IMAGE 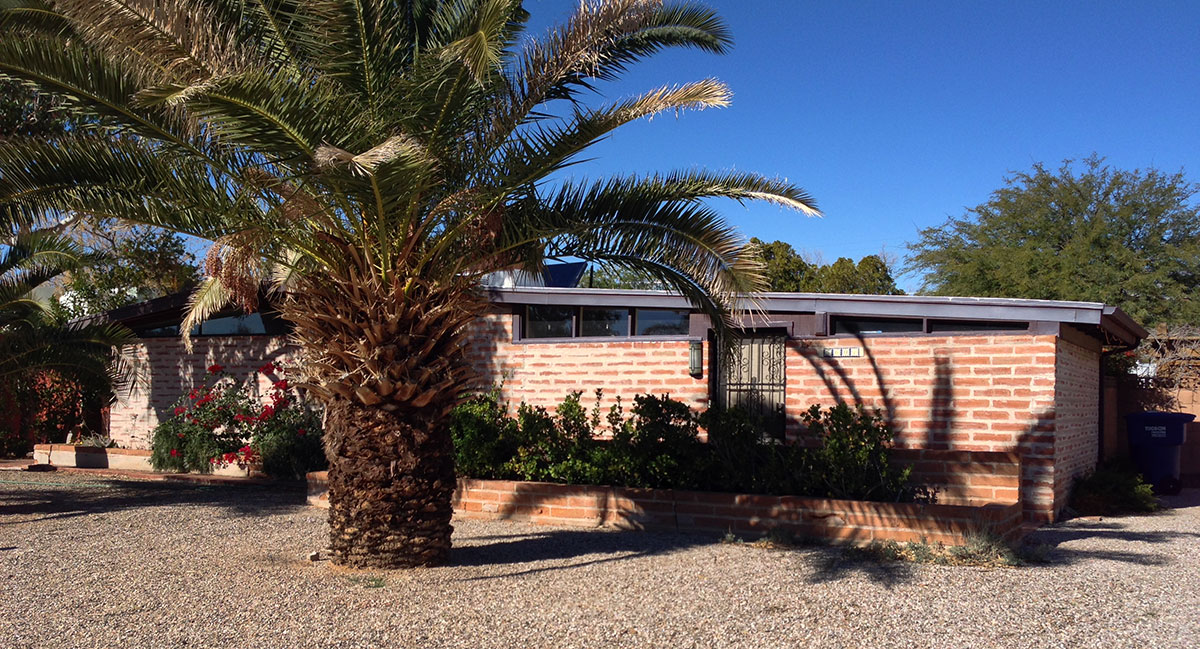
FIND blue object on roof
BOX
[541,262,587,288]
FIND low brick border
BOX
[306,472,1025,546]
[32,444,257,478]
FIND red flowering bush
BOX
[0,371,106,457]
[150,362,324,478]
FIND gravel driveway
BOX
[2,470,1197,649]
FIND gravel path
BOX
[2,471,1197,649]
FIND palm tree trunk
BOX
[284,276,480,568]
[324,400,456,568]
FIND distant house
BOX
[99,275,1144,524]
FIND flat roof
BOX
[487,287,1147,345]
[93,285,1147,346]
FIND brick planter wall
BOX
[33,444,153,471]
[306,471,1025,546]
[32,444,257,477]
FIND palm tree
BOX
[0,230,134,436]
[0,0,819,567]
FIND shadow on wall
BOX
[791,334,1061,522]
[789,334,955,446]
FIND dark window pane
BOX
[635,309,690,336]
[581,307,629,337]
[831,316,923,335]
[928,319,1028,333]
[200,313,268,335]
[135,324,180,338]
[526,305,574,338]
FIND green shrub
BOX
[150,372,255,473]
[150,364,326,479]
[1070,459,1160,516]
[253,404,325,480]
[607,394,707,489]
[701,407,812,495]
[449,390,926,502]
[802,403,916,502]
[449,389,519,480]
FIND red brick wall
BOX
[465,314,1095,522]
[450,478,1025,545]
[464,313,709,417]
[120,312,1103,525]
[1052,338,1102,513]
[785,335,1059,448]
[109,336,298,449]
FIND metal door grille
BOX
[714,330,787,437]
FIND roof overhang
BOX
[97,285,1149,347]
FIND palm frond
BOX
[179,275,233,350]
[496,78,730,188]
[0,135,259,237]
[0,34,200,147]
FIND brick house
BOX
[102,285,1144,524]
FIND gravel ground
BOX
[2,471,1198,649]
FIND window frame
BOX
[826,313,1033,338]
[516,305,695,343]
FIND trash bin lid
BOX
[1126,411,1196,424]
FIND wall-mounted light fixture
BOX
[688,340,703,378]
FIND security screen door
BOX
[713,329,787,438]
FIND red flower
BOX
[169,449,179,457]
[207,364,224,374]
[174,406,186,416]
[273,379,288,390]
[209,457,217,464]
[177,433,185,439]
[259,404,275,420]
[234,414,248,423]
[297,428,306,436]
[239,445,252,454]
[189,389,200,400]
[259,362,277,374]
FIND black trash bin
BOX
[1125,411,1194,495]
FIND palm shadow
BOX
[1019,501,1200,567]
[803,547,917,589]
[449,527,712,580]
[0,477,306,525]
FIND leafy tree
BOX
[0,0,817,567]
[56,221,199,318]
[750,238,902,294]
[906,156,1200,326]
[0,80,66,139]
[584,265,667,290]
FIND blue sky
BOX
[523,1,1200,290]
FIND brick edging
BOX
[33,444,153,457]
[306,472,1026,546]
